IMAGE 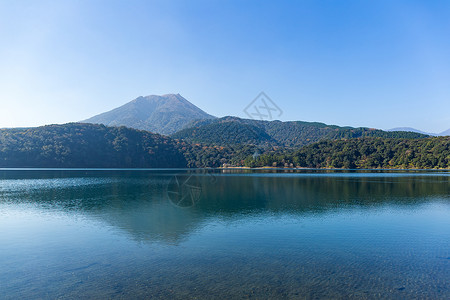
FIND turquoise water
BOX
[0,169,449,299]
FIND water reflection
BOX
[1,169,449,299]
[1,169,449,244]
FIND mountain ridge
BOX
[82,93,448,139]
[172,116,430,148]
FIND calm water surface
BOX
[0,169,449,299]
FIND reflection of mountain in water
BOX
[1,170,449,244]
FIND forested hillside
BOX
[181,143,262,168]
[173,120,277,146]
[0,123,187,168]
[245,137,450,169]
[0,123,448,169]
[172,117,428,147]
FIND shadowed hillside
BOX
[0,123,187,168]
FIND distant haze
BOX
[388,127,450,136]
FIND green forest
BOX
[0,123,449,169]
[172,116,428,147]
[245,137,450,169]
[0,123,187,168]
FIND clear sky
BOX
[1,0,449,133]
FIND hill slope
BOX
[172,117,429,148]
[247,137,450,169]
[0,123,187,168]
[82,94,215,135]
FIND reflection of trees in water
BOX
[199,174,450,213]
[0,170,449,244]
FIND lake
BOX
[0,169,449,299]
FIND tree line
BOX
[0,123,448,169]
[243,137,450,169]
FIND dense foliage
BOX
[245,137,450,169]
[0,123,448,169]
[180,142,263,168]
[0,123,187,168]
[172,116,428,148]
[172,120,276,146]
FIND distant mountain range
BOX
[388,127,450,136]
[441,128,450,136]
[82,94,448,141]
[82,94,215,135]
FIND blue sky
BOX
[1,0,449,133]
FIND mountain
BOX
[172,117,277,146]
[0,123,187,168]
[82,94,215,135]
[388,127,450,136]
[439,128,450,136]
[388,127,437,136]
[172,117,430,148]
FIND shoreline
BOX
[0,167,449,171]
